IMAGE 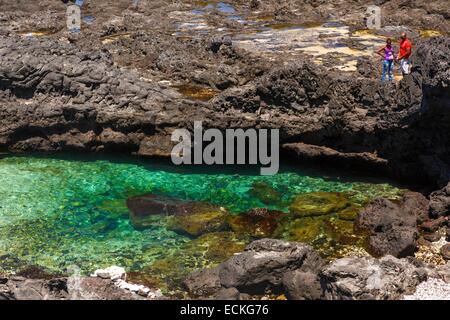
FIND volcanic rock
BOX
[321,255,429,300]
[227,208,286,238]
[289,192,349,218]
[282,270,324,300]
[126,194,228,234]
[355,192,429,258]
[218,239,323,292]
[429,182,450,218]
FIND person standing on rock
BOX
[397,32,412,75]
[377,38,395,81]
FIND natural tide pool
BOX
[0,154,405,290]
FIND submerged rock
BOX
[337,204,362,221]
[126,194,190,228]
[127,193,228,234]
[249,181,282,205]
[321,255,429,300]
[289,192,349,217]
[147,232,248,289]
[183,232,248,263]
[277,217,323,243]
[166,205,228,236]
[323,218,363,247]
[228,208,286,238]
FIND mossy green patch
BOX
[337,204,362,221]
[228,208,286,238]
[249,181,282,205]
[166,205,229,236]
[289,192,349,217]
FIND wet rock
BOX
[337,205,361,221]
[321,255,429,300]
[149,232,247,288]
[126,194,190,228]
[249,181,282,205]
[275,217,323,243]
[289,192,349,218]
[183,232,247,263]
[15,265,62,280]
[228,208,286,238]
[127,194,228,234]
[282,270,324,300]
[218,239,323,293]
[356,192,428,258]
[429,182,450,218]
[323,218,363,246]
[166,204,228,236]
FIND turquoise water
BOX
[0,154,403,282]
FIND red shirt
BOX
[400,38,411,59]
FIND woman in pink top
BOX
[377,38,395,81]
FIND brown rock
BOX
[441,244,450,260]
[423,232,442,242]
[228,208,286,238]
[355,193,425,258]
[421,216,447,233]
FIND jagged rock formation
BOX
[182,239,448,300]
[355,192,429,258]
[320,255,429,300]
[0,274,146,300]
[0,34,448,187]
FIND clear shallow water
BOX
[0,154,403,288]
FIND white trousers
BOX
[401,59,411,75]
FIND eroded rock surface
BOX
[182,239,444,300]
[355,192,429,258]
[0,275,144,300]
[321,255,430,300]
[0,33,448,187]
[430,182,450,218]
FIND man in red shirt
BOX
[397,32,412,75]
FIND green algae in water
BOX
[0,155,403,282]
